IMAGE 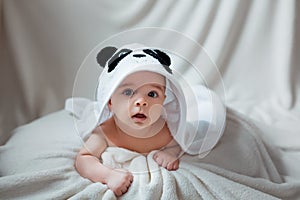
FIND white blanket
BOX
[1,1,300,189]
[0,108,299,199]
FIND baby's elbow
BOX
[74,153,82,172]
[74,152,96,177]
[74,152,88,175]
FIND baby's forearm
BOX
[75,154,111,184]
[75,153,134,196]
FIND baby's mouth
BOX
[131,113,147,122]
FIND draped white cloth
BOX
[1,0,299,190]
[0,109,299,199]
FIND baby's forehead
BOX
[119,71,166,87]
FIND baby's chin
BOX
[127,117,166,137]
[130,118,153,129]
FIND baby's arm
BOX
[75,129,133,196]
[153,139,183,171]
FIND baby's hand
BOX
[153,151,179,171]
[106,169,133,196]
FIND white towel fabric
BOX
[0,108,299,199]
[65,43,226,156]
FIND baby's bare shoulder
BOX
[79,125,108,156]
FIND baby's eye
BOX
[148,91,158,98]
[122,89,134,96]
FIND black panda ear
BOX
[143,49,172,74]
[96,46,117,68]
[154,49,171,67]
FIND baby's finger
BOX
[166,162,173,170]
[162,160,169,168]
[121,187,128,194]
[129,175,134,182]
[153,153,158,159]
[115,189,122,197]
[172,161,179,170]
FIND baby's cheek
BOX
[149,104,166,122]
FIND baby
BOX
[75,45,183,196]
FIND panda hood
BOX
[96,43,186,145]
[66,43,226,156]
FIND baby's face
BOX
[109,71,166,128]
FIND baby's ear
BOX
[96,46,117,68]
[107,99,113,111]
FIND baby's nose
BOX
[134,97,148,107]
